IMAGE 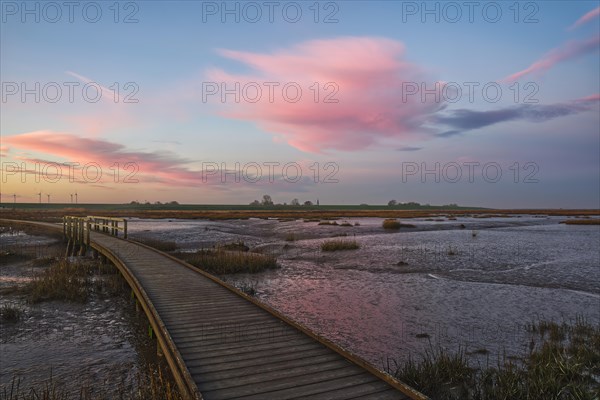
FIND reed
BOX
[174,249,278,274]
[382,219,415,229]
[320,239,360,251]
[388,317,600,399]
[25,260,90,303]
[0,305,22,322]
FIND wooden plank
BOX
[176,335,312,357]
[234,374,386,400]
[183,342,323,367]
[294,380,398,400]
[170,323,299,343]
[155,301,256,313]
[193,353,341,383]
[347,388,408,400]
[200,366,365,400]
[187,347,331,375]
[166,315,277,332]
[161,311,269,325]
[198,359,353,392]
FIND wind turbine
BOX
[13,194,16,205]
[70,194,73,203]
[37,192,42,203]
[46,193,51,203]
[75,192,78,204]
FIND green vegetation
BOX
[217,241,250,252]
[25,260,90,303]
[321,239,360,251]
[238,282,258,296]
[389,317,600,400]
[1,366,182,400]
[0,249,31,265]
[562,219,600,225]
[381,218,415,230]
[174,250,278,274]
[382,219,416,229]
[0,305,22,322]
[383,219,402,229]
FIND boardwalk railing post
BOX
[123,219,128,239]
[86,220,91,246]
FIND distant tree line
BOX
[129,200,179,205]
[388,200,459,208]
[249,195,316,207]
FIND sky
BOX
[1,0,599,208]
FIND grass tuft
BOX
[382,219,416,230]
[0,305,22,322]
[321,239,360,251]
[25,260,90,303]
[561,219,600,225]
[285,233,298,242]
[389,317,600,400]
[174,249,277,274]
[217,241,250,252]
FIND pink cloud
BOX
[3,132,324,191]
[569,6,600,30]
[574,93,600,103]
[206,37,443,153]
[3,131,204,186]
[504,35,600,82]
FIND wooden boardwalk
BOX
[6,218,425,400]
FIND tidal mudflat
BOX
[129,215,600,367]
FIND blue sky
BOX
[1,1,599,207]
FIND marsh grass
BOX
[382,219,416,230]
[174,250,278,274]
[25,260,90,303]
[389,317,600,400]
[0,249,32,265]
[217,241,250,252]
[285,233,297,242]
[321,239,360,251]
[318,221,339,226]
[0,305,22,322]
[1,366,182,400]
[562,219,600,225]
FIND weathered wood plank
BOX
[201,367,366,400]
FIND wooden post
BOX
[86,220,91,246]
[123,219,128,239]
[79,219,86,256]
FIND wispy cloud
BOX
[66,71,121,103]
[433,95,599,134]
[207,36,443,153]
[396,146,423,151]
[504,35,600,82]
[568,6,600,30]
